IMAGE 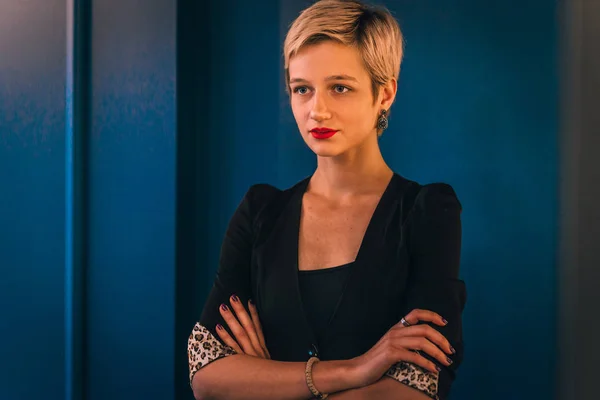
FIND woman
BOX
[188,0,466,399]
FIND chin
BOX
[306,142,346,157]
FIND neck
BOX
[310,137,393,198]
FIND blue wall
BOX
[86,0,176,399]
[1,0,557,399]
[0,1,67,399]
[199,1,559,399]
[0,0,176,399]
[385,2,558,398]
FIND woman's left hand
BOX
[217,295,271,359]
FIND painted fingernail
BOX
[231,294,239,302]
[436,366,442,372]
[221,304,228,311]
[216,324,223,331]
[450,346,456,354]
[249,298,254,305]
[442,318,448,325]
[446,357,453,364]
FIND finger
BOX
[215,324,243,354]
[248,300,270,357]
[229,295,267,358]
[394,346,441,375]
[398,336,454,369]
[401,308,448,327]
[395,324,455,355]
[219,303,258,356]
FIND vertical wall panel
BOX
[65,1,91,400]
[175,0,204,397]
[380,2,558,399]
[198,0,282,295]
[87,0,176,399]
[0,1,67,399]
[559,0,600,399]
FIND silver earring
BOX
[377,109,388,131]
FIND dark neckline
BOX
[294,172,400,271]
[297,261,354,275]
[289,173,401,356]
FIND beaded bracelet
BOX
[305,356,329,399]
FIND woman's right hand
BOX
[348,309,456,388]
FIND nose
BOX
[309,91,331,122]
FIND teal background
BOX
[0,0,558,399]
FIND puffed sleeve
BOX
[187,185,264,385]
[385,183,467,400]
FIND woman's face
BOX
[288,40,396,158]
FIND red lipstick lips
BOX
[310,127,338,139]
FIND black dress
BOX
[298,262,354,355]
[188,173,467,400]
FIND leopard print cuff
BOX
[188,323,237,385]
[385,361,439,399]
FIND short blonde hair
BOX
[283,0,404,104]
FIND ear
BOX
[378,78,397,110]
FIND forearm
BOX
[328,377,432,400]
[191,354,356,400]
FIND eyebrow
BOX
[289,75,359,84]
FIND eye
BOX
[333,85,350,94]
[292,86,310,95]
